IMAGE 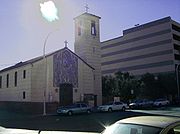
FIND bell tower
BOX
[74,12,102,105]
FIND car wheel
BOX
[129,106,134,109]
[122,106,126,111]
[67,111,73,116]
[87,109,91,114]
[108,108,112,112]
[56,110,61,115]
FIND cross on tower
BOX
[85,3,89,13]
[64,40,68,48]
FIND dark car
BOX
[153,98,170,107]
[56,103,91,116]
[129,99,153,109]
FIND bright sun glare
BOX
[40,1,59,22]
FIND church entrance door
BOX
[59,83,73,106]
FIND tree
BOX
[157,73,177,97]
[113,71,142,101]
[102,72,177,102]
[140,72,177,99]
[102,75,116,97]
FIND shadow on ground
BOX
[0,110,151,133]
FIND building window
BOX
[78,26,81,36]
[0,76,2,88]
[23,70,26,79]
[172,24,180,32]
[173,34,180,41]
[6,74,9,88]
[175,54,180,61]
[14,71,17,87]
[23,91,26,99]
[78,21,82,36]
[174,44,180,51]
[93,47,95,53]
[91,20,96,36]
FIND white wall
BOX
[0,64,32,102]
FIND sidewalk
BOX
[1,128,99,134]
[40,131,99,134]
[129,106,180,117]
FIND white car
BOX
[153,98,170,107]
[101,116,180,134]
[98,101,128,112]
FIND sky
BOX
[0,0,180,70]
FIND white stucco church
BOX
[0,12,102,111]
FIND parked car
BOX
[56,103,91,116]
[153,98,170,107]
[129,99,153,109]
[101,116,180,134]
[98,101,128,112]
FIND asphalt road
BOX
[0,110,150,133]
[0,107,179,133]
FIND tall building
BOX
[74,13,102,105]
[101,17,180,76]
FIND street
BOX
[0,106,179,133]
[0,110,149,133]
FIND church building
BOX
[0,12,102,112]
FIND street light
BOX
[40,0,59,116]
[176,64,180,98]
[42,31,54,116]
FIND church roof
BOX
[0,47,94,73]
[74,12,101,19]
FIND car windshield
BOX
[102,123,162,134]
[106,102,114,105]
[63,105,77,108]
[133,100,142,103]
[155,99,166,102]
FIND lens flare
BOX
[40,1,59,22]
